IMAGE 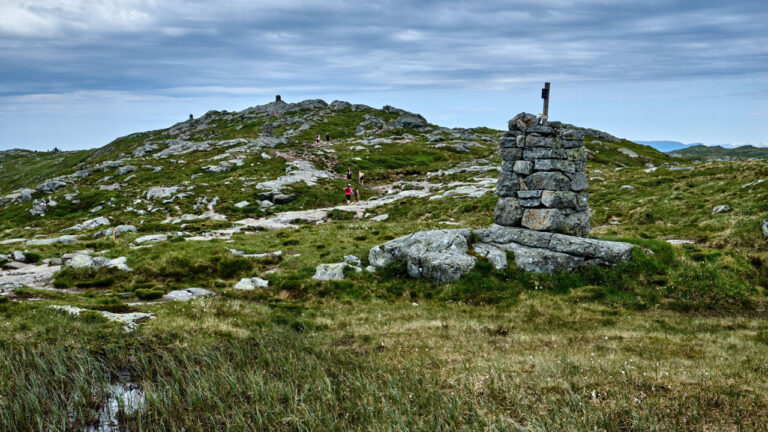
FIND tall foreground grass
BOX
[2,294,768,431]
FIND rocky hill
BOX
[0,97,673,233]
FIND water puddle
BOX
[83,371,145,432]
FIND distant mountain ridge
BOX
[634,141,702,152]
[667,144,768,161]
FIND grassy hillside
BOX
[1,99,767,431]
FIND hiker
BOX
[354,187,361,203]
[358,171,365,186]
[325,133,330,143]
[316,134,321,145]
[346,168,353,181]
[343,184,353,205]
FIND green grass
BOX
[2,99,768,430]
[2,292,768,431]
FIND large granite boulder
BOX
[368,229,477,283]
[369,225,636,282]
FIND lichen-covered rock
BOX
[494,198,523,226]
[524,171,571,191]
[473,243,507,270]
[540,191,577,208]
[312,262,360,281]
[495,164,520,197]
[368,229,476,283]
[563,210,591,237]
[521,208,564,231]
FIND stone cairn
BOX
[495,112,590,237]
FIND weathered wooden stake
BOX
[541,82,550,118]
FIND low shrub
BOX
[216,257,253,279]
[329,209,355,220]
[23,252,42,264]
[135,289,164,301]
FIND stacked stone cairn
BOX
[495,112,590,237]
[367,112,641,283]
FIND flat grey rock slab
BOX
[50,305,154,332]
[133,234,168,245]
[26,235,78,246]
[163,287,216,301]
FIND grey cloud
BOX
[0,0,766,96]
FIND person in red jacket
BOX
[343,184,353,205]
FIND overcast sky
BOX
[0,0,766,151]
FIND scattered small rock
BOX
[617,148,638,158]
[343,255,361,266]
[233,277,269,290]
[712,205,731,215]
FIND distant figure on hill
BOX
[358,171,365,186]
[325,133,330,143]
[344,184,353,205]
[346,168,353,181]
[354,187,361,203]
[315,134,321,145]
